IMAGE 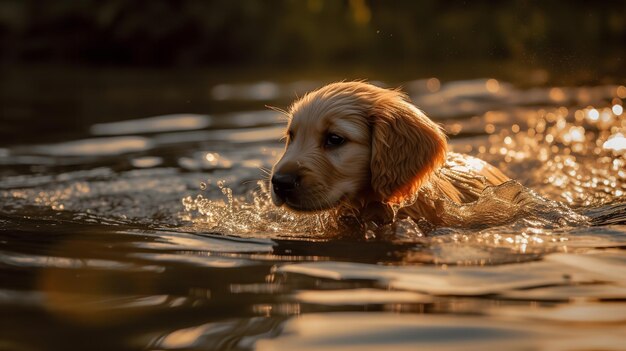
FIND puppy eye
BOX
[325,133,345,147]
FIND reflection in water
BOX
[151,126,284,146]
[277,258,592,295]
[256,312,626,351]
[493,302,626,323]
[41,292,176,325]
[178,151,234,171]
[32,136,154,156]
[0,250,163,272]
[90,114,211,135]
[130,156,163,168]
[153,317,288,350]
[499,284,626,301]
[126,230,275,252]
[292,288,432,305]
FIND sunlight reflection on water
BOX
[32,136,154,156]
[1,79,625,351]
[91,114,211,135]
[183,98,623,246]
[255,312,626,351]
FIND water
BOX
[1,74,625,350]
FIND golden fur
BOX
[270,81,509,226]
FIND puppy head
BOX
[270,81,447,212]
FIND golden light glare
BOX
[485,79,500,94]
[549,88,566,102]
[563,126,586,144]
[466,157,486,172]
[426,78,441,93]
[205,152,217,162]
[158,325,207,349]
[574,110,585,121]
[603,133,626,151]
[587,108,599,121]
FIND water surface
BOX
[1,76,625,350]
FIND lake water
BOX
[1,71,625,350]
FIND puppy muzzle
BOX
[271,172,300,206]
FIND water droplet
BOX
[365,230,376,240]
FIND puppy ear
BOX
[370,93,447,204]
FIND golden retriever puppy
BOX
[270,81,510,226]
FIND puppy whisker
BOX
[265,105,290,120]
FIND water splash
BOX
[181,181,335,239]
[180,175,588,255]
[180,90,624,258]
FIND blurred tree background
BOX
[0,0,624,80]
[1,0,625,145]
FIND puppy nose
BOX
[271,173,299,199]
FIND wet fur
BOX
[271,81,509,225]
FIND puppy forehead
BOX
[330,115,369,140]
[290,92,365,127]
[290,108,367,135]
